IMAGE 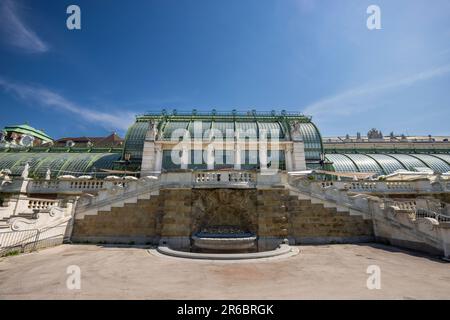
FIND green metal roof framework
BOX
[123,111,323,169]
[324,146,450,154]
[4,124,53,142]
[325,153,450,175]
[0,152,121,178]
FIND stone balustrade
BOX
[193,171,255,186]
[289,175,450,258]
[315,179,448,194]
[27,199,59,210]
[75,176,160,215]
[386,199,417,211]
[28,179,115,194]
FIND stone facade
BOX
[72,196,161,244]
[72,187,374,248]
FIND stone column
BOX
[154,145,162,173]
[259,144,268,172]
[292,141,306,171]
[285,145,293,172]
[234,144,241,170]
[207,144,215,170]
[181,145,189,170]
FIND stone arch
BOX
[191,189,257,234]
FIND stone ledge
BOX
[154,244,298,260]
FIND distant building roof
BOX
[55,133,124,147]
[323,135,450,143]
[4,124,53,142]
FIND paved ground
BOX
[0,243,449,299]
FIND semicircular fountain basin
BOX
[192,226,257,253]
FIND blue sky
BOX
[0,0,449,138]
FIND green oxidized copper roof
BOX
[4,124,53,142]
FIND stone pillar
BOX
[207,144,215,170]
[140,121,159,176]
[181,145,189,170]
[285,145,293,171]
[154,145,162,173]
[259,144,268,172]
[234,144,241,170]
[292,141,306,171]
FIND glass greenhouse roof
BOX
[327,153,450,175]
[0,152,120,178]
[432,154,450,167]
[123,112,324,164]
[365,154,406,174]
[408,154,450,173]
[325,154,358,172]
[343,154,385,175]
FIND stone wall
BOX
[287,198,374,243]
[72,196,161,244]
[71,188,374,248]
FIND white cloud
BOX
[0,77,135,131]
[0,0,48,53]
[302,64,450,117]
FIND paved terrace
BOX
[0,244,449,299]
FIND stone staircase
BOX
[288,176,450,257]
[287,182,372,221]
[75,176,161,220]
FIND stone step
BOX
[0,219,9,229]
[17,213,37,219]
[323,201,337,209]
[76,193,154,219]
[336,205,349,213]
[310,197,324,204]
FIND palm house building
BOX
[1,111,450,258]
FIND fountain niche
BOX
[155,190,297,259]
[192,225,257,253]
[191,189,258,253]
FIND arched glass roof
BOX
[408,154,450,173]
[162,121,189,139]
[188,121,211,138]
[327,153,450,175]
[365,154,405,174]
[386,154,427,171]
[325,154,358,172]
[158,120,286,140]
[0,152,120,178]
[344,154,385,174]
[122,121,150,162]
[297,123,322,161]
[124,113,323,165]
[236,122,258,139]
[212,122,235,138]
[258,121,283,139]
[432,154,450,167]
